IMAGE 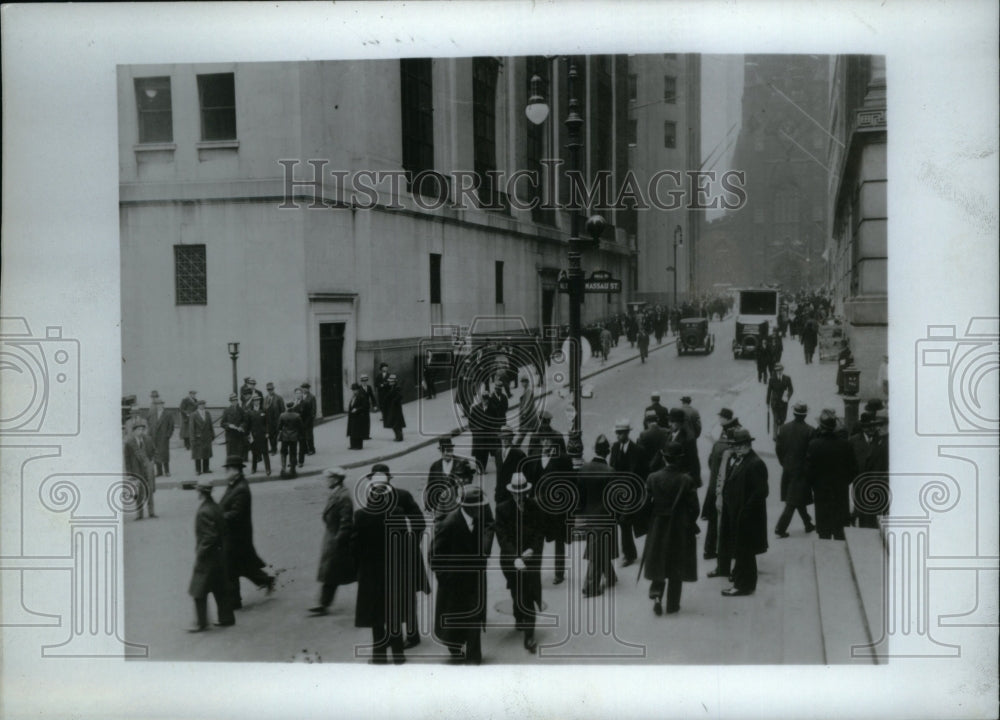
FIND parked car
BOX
[677,317,714,355]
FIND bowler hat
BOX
[266,382,274,389]
[150,390,160,398]
[506,472,533,495]
[661,441,686,463]
[727,428,754,445]
[650,392,661,400]
[301,382,311,389]
[195,477,214,491]
[438,437,454,449]
[718,408,734,421]
[793,402,808,416]
[864,398,885,413]
[668,408,686,423]
[223,455,245,469]
[818,409,838,430]
[229,393,238,401]
[460,485,489,507]
[773,363,784,372]
[454,460,476,480]
[680,396,692,404]
[370,463,392,478]
[360,374,369,381]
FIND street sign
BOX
[558,270,622,294]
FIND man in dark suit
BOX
[431,485,495,664]
[522,436,575,584]
[277,396,303,477]
[526,411,567,458]
[703,409,741,562]
[774,402,815,537]
[488,378,510,433]
[263,382,285,455]
[645,392,670,428]
[467,391,496,474]
[667,408,701,488]
[242,378,264,409]
[495,472,545,653]
[147,397,174,477]
[359,374,378,439]
[188,476,235,632]
[219,456,275,609]
[610,419,646,567]
[679,396,702,439]
[299,382,318,454]
[179,390,198,451]
[578,435,618,596]
[425,437,461,517]
[189,399,214,477]
[638,411,669,474]
[124,419,156,519]
[494,426,527,508]
[766,364,794,440]
[718,429,769,597]
[805,410,858,540]
[219,393,248,460]
[374,363,392,416]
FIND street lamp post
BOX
[227,342,240,395]
[527,58,605,461]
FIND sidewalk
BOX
[159,332,680,489]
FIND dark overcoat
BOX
[147,408,175,463]
[247,408,269,454]
[523,454,577,543]
[317,484,356,585]
[642,465,699,583]
[495,497,545,609]
[775,419,815,505]
[668,425,702,488]
[219,477,266,576]
[352,485,429,630]
[701,436,730,519]
[263,393,286,436]
[610,439,649,530]
[124,434,156,494]
[179,396,197,441]
[805,428,858,530]
[637,424,669,473]
[577,457,619,560]
[189,496,228,598]
[277,409,303,443]
[189,410,214,460]
[431,504,495,642]
[381,386,406,430]
[526,426,567,458]
[346,391,371,442]
[220,405,249,457]
[718,450,769,557]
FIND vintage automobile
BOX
[732,288,779,359]
[677,317,714,355]
[732,318,770,359]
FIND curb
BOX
[161,335,680,488]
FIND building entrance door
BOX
[319,322,345,416]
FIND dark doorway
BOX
[319,322,345,416]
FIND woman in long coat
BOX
[309,468,355,615]
[346,384,370,450]
[642,443,700,615]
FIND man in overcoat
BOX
[766,363,794,440]
[718,429,769,597]
[667,408,701,488]
[147,397,174,478]
[189,399,214,476]
[277,396,303,477]
[638,410,669,474]
[431,485,495,664]
[523,436,575,584]
[804,409,858,540]
[637,325,650,362]
[702,409,740,562]
[263,382,285,455]
[299,382,318,455]
[494,426,527,508]
[514,375,539,448]
[495,472,545,653]
[188,476,235,632]
[220,393,249,460]
[346,383,370,450]
[242,378,264,409]
[124,419,157,519]
[526,410,567,458]
[246,396,271,476]
[854,410,889,528]
[645,392,670,428]
[359,374,378,437]
[577,435,618,596]
[774,403,816,537]
[218,456,275,609]
[179,390,198,451]
[679,396,702,439]
[642,442,700,615]
[381,375,406,442]
[610,419,647,567]
[424,437,462,518]
[309,467,355,616]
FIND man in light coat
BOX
[309,468,355,616]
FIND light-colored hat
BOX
[324,467,348,479]
[369,472,391,485]
[614,419,631,431]
[195,477,214,490]
[793,402,808,416]
[506,472,532,494]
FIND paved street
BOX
[125,316,850,664]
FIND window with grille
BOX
[135,76,173,143]
[663,75,677,104]
[473,57,501,209]
[197,73,236,141]
[401,58,434,190]
[174,245,207,305]
[663,120,676,149]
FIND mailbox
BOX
[842,366,861,396]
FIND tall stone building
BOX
[118,58,635,412]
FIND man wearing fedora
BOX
[179,389,198,451]
[220,393,249,460]
[346,383,370,450]
[431,485,495,664]
[425,437,462,518]
[718,429,769,597]
[526,410,567,459]
[578,435,619,597]
[645,392,670,428]
[242,378,264,410]
[679,396,702,439]
[246,395,271,476]
[494,426,527,508]
[805,409,858,540]
[523,435,575,584]
[667,407,701,488]
[610,418,647,568]
[514,375,539,449]
[188,476,235,632]
[702,409,741,562]
[641,442,700,616]
[189,399,214,477]
[766,363,794,440]
[219,455,275,609]
[854,410,889,528]
[381,375,406,442]
[277,395,303,478]
[124,418,157,519]
[299,383,317,455]
[495,472,545,653]
[774,403,816,538]
[263,382,285,455]
[147,396,174,478]
[359,374,378,438]
[638,410,670,475]
[310,468,355,616]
